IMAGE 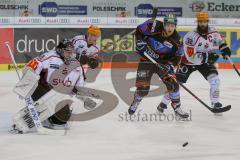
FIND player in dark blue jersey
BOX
[128,14,189,118]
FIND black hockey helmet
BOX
[56,39,75,64]
[56,39,74,51]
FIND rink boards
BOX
[0,27,240,70]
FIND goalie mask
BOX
[56,39,75,65]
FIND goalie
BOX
[11,39,95,133]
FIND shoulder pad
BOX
[73,35,85,40]
[37,51,59,61]
[208,27,218,33]
[72,35,86,44]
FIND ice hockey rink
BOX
[0,68,240,160]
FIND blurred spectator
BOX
[20,9,33,17]
[116,11,129,17]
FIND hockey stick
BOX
[143,52,231,113]
[102,8,158,52]
[5,42,66,135]
[146,12,230,113]
[227,56,240,77]
[150,7,158,33]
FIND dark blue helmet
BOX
[163,14,177,26]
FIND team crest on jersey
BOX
[186,47,194,57]
[163,41,173,48]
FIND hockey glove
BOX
[221,47,231,60]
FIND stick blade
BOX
[211,105,231,113]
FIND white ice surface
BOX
[0,69,240,160]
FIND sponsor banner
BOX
[0,17,14,24]
[107,17,142,26]
[0,28,14,64]
[0,17,240,26]
[1,62,240,71]
[91,1,129,17]
[13,28,137,63]
[69,17,107,25]
[157,7,182,17]
[0,63,26,71]
[14,28,82,63]
[0,0,240,18]
[14,17,45,24]
[45,17,71,24]
[0,0,34,17]
[135,3,182,17]
[11,27,240,65]
[187,0,240,18]
[38,1,87,17]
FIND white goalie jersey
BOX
[24,51,85,92]
[71,35,100,58]
[183,27,226,65]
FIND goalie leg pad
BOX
[34,90,73,121]
[12,90,73,133]
[13,68,40,99]
[12,107,37,133]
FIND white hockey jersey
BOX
[26,51,85,91]
[71,35,100,58]
[183,27,225,65]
